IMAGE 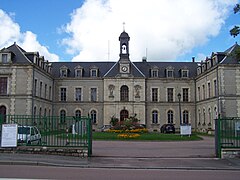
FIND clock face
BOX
[121,66,128,72]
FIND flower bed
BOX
[117,133,140,139]
[107,128,148,134]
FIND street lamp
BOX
[177,93,182,126]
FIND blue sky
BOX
[0,0,239,62]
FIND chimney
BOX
[192,57,195,62]
[142,56,147,62]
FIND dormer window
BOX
[1,53,11,64]
[151,69,158,77]
[181,69,189,78]
[166,66,174,78]
[90,69,98,77]
[197,66,201,75]
[60,66,68,77]
[75,69,82,77]
[60,69,67,77]
[151,66,159,78]
[2,54,7,63]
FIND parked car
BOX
[160,124,175,134]
[18,126,41,145]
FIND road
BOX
[0,165,239,180]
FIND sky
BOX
[0,0,239,62]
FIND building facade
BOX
[0,31,240,132]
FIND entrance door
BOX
[120,109,129,122]
[0,105,6,123]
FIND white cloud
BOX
[0,9,59,62]
[62,0,237,62]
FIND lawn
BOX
[92,132,203,141]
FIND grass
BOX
[92,132,203,141]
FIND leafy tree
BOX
[230,4,240,37]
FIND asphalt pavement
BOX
[0,136,239,170]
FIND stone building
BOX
[0,31,239,132]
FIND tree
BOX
[230,4,240,37]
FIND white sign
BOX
[180,125,192,136]
[1,124,18,147]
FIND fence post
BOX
[87,116,92,157]
[215,115,221,158]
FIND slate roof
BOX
[220,43,240,64]
[0,43,32,64]
[51,62,116,78]
[134,61,198,78]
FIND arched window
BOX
[44,108,47,117]
[0,105,7,123]
[60,109,66,123]
[75,110,81,120]
[208,108,211,125]
[152,110,158,124]
[120,109,129,121]
[39,107,42,117]
[120,85,129,101]
[167,110,174,124]
[203,108,206,125]
[90,110,97,124]
[183,110,189,124]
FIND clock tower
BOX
[119,30,130,73]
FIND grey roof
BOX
[220,43,240,64]
[134,61,198,78]
[51,62,116,78]
[1,43,31,64]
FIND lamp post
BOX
[177,93,182,126]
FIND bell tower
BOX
[119,30,130,61]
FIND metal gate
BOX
[0,115,92,156]
[215,117,240,158]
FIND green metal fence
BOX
[215,117,240,158]
[0,115,92,156]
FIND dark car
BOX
[160,124,175,134]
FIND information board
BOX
[1,124,18,147]
[180,125,192,136]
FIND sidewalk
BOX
[0,153,240,170]
[0,137,240,170]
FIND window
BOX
[202,85,205,100]
[167,88,174,102]
[34,79,37,96]
[152,88,158,102]
[75,110,81,119]
[208,82,211,98]
[2,54,8,63]
[49,86,52,100]
[75,88,82,101]
[167,110,174,124]
[90,110,97,124]
[208,108,211,125]
[151,70,158,77]
[203,108,206,125]
[90,88,97,101]
[44,84,47,99]
[182,88,189,102]
[60,88,67,101]
[213,80,217,96]
[152,110,158,124]
[0,77,7,95]
[197,87,200,101]
[120,85,129,101]
[167,70,173,78]
[40,82,43,97]
[182,110,189,124]
[75,69,82,77]
[182,70,188,78]
[60,69,67,77]
[60,110,66,123]
[91,69,97,77]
